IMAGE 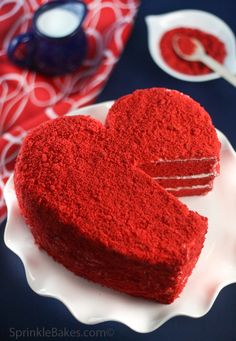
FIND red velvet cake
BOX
[14,88,220,304]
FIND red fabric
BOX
[0,0,139,223]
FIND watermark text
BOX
[9,327,115,339]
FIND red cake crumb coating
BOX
[106,88,220,196]
[106,88,220,161]
[14,114,208,304]
[159,27,226,75]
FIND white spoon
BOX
[172,35,236,86]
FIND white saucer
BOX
[4,101,236,333]
[145,10,236,82]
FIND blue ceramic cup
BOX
[7,0,88,76]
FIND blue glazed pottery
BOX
[7,0,88,76]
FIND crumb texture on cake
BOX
[14,88,219,304]
[106,88,220,160]
[106,88,220,195]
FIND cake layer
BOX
[168,184,212,197]
[140,158,219,178]
[155,175,214,188]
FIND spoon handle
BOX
[200,54,236,87]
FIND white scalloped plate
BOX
[4,101,236,333]
[145,10,236,82]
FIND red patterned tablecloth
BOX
[0,0,139,223]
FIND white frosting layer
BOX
[149,157,217,164]
[167,184,211,191]
[153,172,216,180]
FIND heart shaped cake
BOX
[14,88,220,303]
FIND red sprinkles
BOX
[160,27,227,75]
